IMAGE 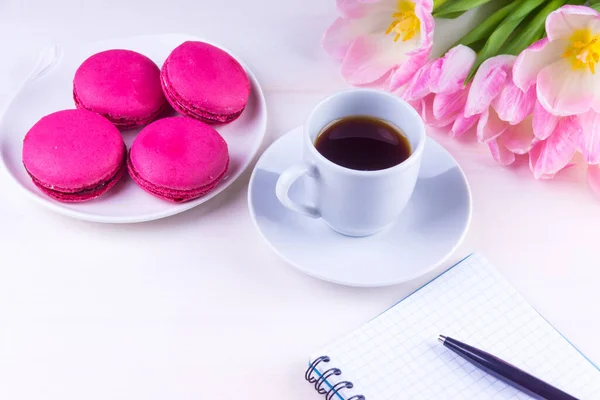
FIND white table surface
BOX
[0,1,599,399]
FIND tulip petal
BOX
[322,5,395,61]
[538,173,557,180]
[499,117,535,155]
[388,5,434,92]
[400,61,434,101]
[429,45,476,94]
[415,0,434,14]
[388,44,431,91]
[588,164,600,197]
[537,58,600,117]
[488,139,515,166]
[465,55,515,118]
[415,0,435,43]
[529,116,581,179]
[335,0,434,86]
[545,5,600,42]
[336,0,391,19]
[323,7,395,62]
[433,89,467,120]
[512,38,568,92]
[408,99,422,114]
[451,113,479,138]
[492,79,536,125]
[421,94,454,128]
[577,109,600,164]
[532,100,559,140]
[341,34,420,85]
[477,107,508,143]
[337,0,365,18]
[537,163,574,179]
[322,19,359,61]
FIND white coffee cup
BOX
[275,89,426,237]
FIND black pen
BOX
[438,335,579,400]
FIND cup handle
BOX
[275,163,321,219]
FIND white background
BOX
[0,1,599,399]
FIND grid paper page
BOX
[310,254,600,399]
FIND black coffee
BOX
[315,116,411,171]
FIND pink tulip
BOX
[322,0,434,86]
[466,55,515,119]
[529,106,600,180]
[577,109,600,164]
[467,56,537,166]
[513,5,600,116]
[532,100,559,141]
[398,45,478,137]
[588,164,600,196]
[529,116,581,179]
[524,107,600,180]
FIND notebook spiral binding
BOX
[305,356,366,400]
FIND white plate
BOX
[248,127,472,287]
[0,34,267,223]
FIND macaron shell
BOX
[30,161,126,202]
[161,41,250,122]
[129,117,229,200]
[23,109,126,191]
[128,155,228,203]
[73,49,166,127]
[160,78,244,124]
[74,91,166,129]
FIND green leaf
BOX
[501,0,566,56]
[465,0,548,82]
[434,0,495,18]
[469,39,488,53]
[436,10,466,19]
[457,0,522,47]
[433,0,450,12]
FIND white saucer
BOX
[0,34,267,223]
[248,127,472,287]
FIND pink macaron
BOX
[161,41,251,124]
[128,117,229,202]
[22,109,126,202]
[73,49,166,129]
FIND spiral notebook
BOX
[306,254,600,399]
